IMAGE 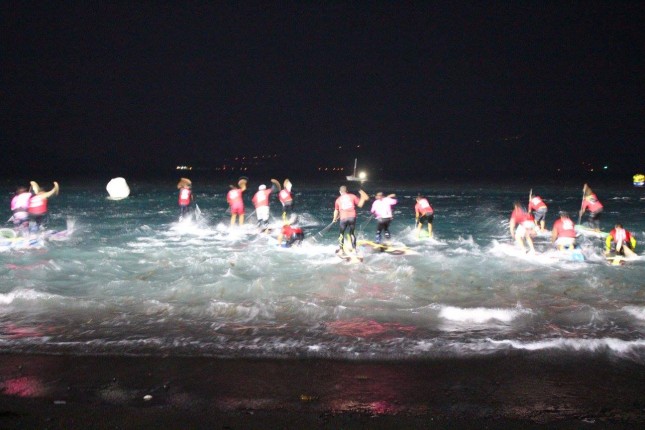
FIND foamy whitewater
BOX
[1,180,644,362]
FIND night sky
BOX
[2,1,643,181]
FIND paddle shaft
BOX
[317,221,335,237]
[577,186,585,224]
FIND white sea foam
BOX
[0,289,60,305]
[623,306,645,320]
[438,305,529,323]
[489,337,645,354]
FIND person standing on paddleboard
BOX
[177,178,193,221]
[579,184,604,231]
[27,181,59,234]
[551,211,577,251]
[10,185,32,236]
[332,186,368,254]
[252,183,274,231]
[370,192,397,244]
[528,194,548,232]
[605,223,637,258]
[227,178,247,227]
[415,195,434,238]
[509,201,536,254]
[276,179,294,220]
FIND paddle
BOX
[359,214,374,232]
[577,184,586,224]
[528,188,532,209]
[317,220,336,237]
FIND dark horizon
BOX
[2,2,643,182]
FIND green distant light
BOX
[603,165,608,170]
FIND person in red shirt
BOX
[226,178,247,226]
[277,179,294,221]
[509,201,536,253]
[605,223,637,257]
[28,181,59,234]
[277,216,304,247]
[332,186,368,253]
[177,178,193,220]
[579,184,604,231]
[252,184,274,230]
[528,194,548,232]
[551,211,577,250]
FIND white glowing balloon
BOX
[106,177,130,200]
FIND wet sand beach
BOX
[0,352,643,429]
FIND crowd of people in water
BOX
[508,183,637,258]
[175,178,637,259]
[7,178,637,259]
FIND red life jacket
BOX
[415,198,433,215]
[28,194,48,215]
[178,188,191,205]
[553,218,576,238]
[582,194,603,213]
[279,189,292,204]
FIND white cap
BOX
[259,184,266,190]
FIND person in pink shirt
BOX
[332,186,368,253]
[10,185,32,235]
[370,192,397,244]
[415,195,434,238]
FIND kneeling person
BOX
[278,216,304,248]
[551,211,577,250]
[605,223,637,258]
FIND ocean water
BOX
[1,180,644,362]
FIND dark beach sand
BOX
[1,352,643,429]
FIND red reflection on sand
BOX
[3,324,45,338]
[1,376,45,397]
[326,318,416,338]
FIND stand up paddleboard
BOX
[0,228,70,251]
[604,254,638,266]
[575,225,609,238]
[357,240,418,255]
[335,248,364,263]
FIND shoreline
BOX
[1,352,644,428]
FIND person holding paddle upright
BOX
[528,193,548,232]
[177,178,193,221]
[28,181,59,234]
[579,183,604,231]
[276,179,294,221]
[332,185,369,255]
[227,178,247,227]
